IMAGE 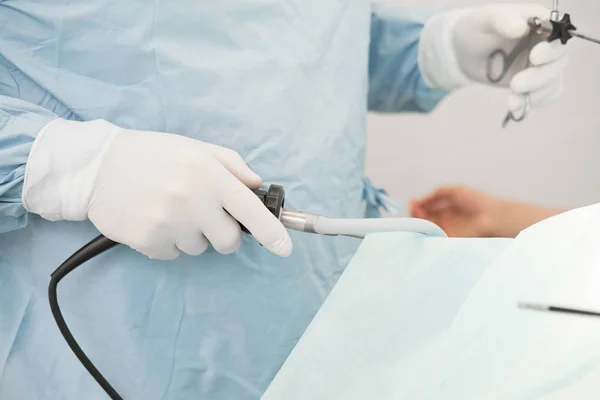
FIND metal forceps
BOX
[487,1,600,127]
[489,0,561,128]
[486,32,537,127]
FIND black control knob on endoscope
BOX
[240,184,286,234]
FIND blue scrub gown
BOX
[0,1,446,399]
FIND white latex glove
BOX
[419,3,569,115]
[23,119,293,260]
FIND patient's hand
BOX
[410,186,500,238]
[411,186,565,238]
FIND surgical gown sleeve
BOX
[0,96,57,233]
[368,4,448,113]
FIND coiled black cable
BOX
[47,185,285,399]
[48,234,123,400]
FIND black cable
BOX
[48,234,123,400]
[47,185,284,399]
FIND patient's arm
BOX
[410,186,565,238]
[492,200,564,238]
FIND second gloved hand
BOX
[23,119,293,260]
[419,3,569,115]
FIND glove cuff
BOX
[23,118,122,221]
[418,9,472,91]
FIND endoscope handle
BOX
[239,184,286,234]
[93,185,285,251]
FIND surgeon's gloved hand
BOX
[419,3,568,115]
[23,119,293,260]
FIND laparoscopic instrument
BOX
[487,1,600,128]
[519,302,600,318]
[48,184,446,400]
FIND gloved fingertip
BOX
[509,71,528,94]
[528,42,547,65]
[507,93,527,113]
[214,236,243,255]
[229,164,262,188]
[529,41,567,66]
[244,170,263,188]
[268,236,293,257]
[138,247,180,261]
[210,146,263,188]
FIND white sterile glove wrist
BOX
[23,119,293,260]
[419,3,568,115]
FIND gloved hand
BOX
[419,3,568,116]
[23,119,293,260]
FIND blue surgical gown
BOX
[0,2,447,399]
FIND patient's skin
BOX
[410,186,566,238]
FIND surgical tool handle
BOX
[486,15,558,85]
[486,32,535,83]
[242,185,446,239]
[49,183,446,399]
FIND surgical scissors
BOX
[486,32,537,127]
[490,1,559,128]
[490,1,600,128]
[486,33,537,85]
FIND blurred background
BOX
[365,0,600,213]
